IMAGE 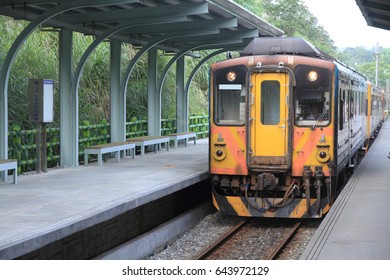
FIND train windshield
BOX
[213,66,247,126]
[294,66,332,127]
[215,84,246,125]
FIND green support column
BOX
[176,56,187,133]
[59,29,78,167]
[147,48,160,136]
[110,41,125,142]
[0,65,8,179]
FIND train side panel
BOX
[335,65,368,176]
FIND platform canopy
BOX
[356,0,390,31]
[0,0,283,52]
[0,0,283,169]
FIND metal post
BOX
[59,29,77,167]
[387,78,390,112]
[373,42,382,87]
[375,55,379,87]
[35,123,42,173]
[41,123,48,173]
[110,40,125,142]
[176,56,186,133]
[147,48,159,136]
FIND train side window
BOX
[344,90,349,122]
[339,88,344,130]
[365,96,368,116]
[215,84,245,125]
[350,91,354,119]
[261,80,280,125]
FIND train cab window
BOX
[294,66,331,127]
[215,84,245,125]
[261,80,280,125]
[294,91,330,126]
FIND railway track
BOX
[195,218,249,260]
[267,222,301,260]
[195,219,303,260]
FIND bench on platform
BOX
[166,132,197,149]
[0,159,17,184]
[84,142,135,166]
[127,136,169,156]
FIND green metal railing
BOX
[8,115,209,173]
[189,114,209,139]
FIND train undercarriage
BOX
[212,171,330,218]
[212,142,373,218]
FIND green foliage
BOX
[78,39,110,124]
[261,0,337,55]
[234,0,264,15]
[122,44,149,119]
[186,50,227,115]
[337,46,390,89]
[1,17,59,129]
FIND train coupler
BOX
[256,173,277,191]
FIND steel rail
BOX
[195,218,249,260]
[267,222,301,260]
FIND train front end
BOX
[209,37,336,218]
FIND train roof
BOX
[240,37,333,60]
[240,36,368,81]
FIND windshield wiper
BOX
[310,111,326,131]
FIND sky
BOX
[301,0,390,49]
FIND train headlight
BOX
[213,148,226,161]
[307,71,318,82]
[316,150,330,163]
[226,71,237,82]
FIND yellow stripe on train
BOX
[213,192,330,218]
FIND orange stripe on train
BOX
[210,126,247,175]
[292,127,333,176]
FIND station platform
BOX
[301,119,390,260]
[0,139,209,259]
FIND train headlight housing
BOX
[226,71,237,82]
[307,71,318,82]
[316,149,330,163]
[213,148,226,161]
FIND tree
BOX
[234,0,264,15]
[260,0,337,55]
[337,46,390,89]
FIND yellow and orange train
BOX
[209,37,385,218]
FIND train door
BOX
[347,87,353,164]
[248,72,290,169]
